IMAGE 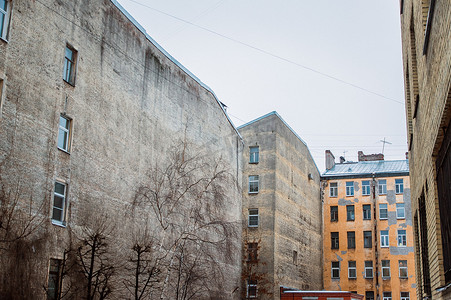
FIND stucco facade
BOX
[0,0,242,299]
[239,112,323,300]
[400,1,451,300]
[322,151,416,300]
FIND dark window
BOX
[63,45,77,85]
[365,261,373,278]
[347,205,355,221]
[330,206,338,222]
[47,259,62,300]
[332,261,340,279]
[436,123,451,284]
[383,292,392,300]
[247,280,257,298]
[331,232,339,249]
[366,291,374,300]
[364,231,372,248]
[249,175,259,193]
[52,182,67,225]
[419,194,432,295]
[248,209,259,227]
[382,260,391,278]
[247,243,258,262]
[347,231,355,249]
[348,261,356,278]
[363,204,371,220]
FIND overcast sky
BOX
[116,0,407,172]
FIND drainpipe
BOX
[372,174,380,300]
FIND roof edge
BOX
[109,0,243,142]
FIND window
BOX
[0,0,11,41]
[330,182,338,197]
[362,180,370,195]
[58,115,72,152]
[399,260,408,278]
[47,259,62,300]
[248,209,259,227]
[347,231,355,249]
[0,78,4,116]
[330,206,338,222]
[331,261,340,279]
[397,229,407,247]
[348,261,356,278]
[249,146,259,163]
[378,179,387,195]
[365,291,374,300]
[331,232,339,249]
[363,204,371,220]
[346,182,354,196]
[381,230,389,247]
[248,175,259,193]
[395,179,404,194]
[364,261,373,278]
[247,280,257,298]
[293,250,298,265]
[346,205,355,221]
[400,292,410,300]
[396,203,405,219]
[379,203,388,219]
[382,260,390,278]
[63,45,77,85]
[52,181,67,225]
[364,231,372,248]
[247,242,258,262]
[383,292,392,300]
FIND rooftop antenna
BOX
[343,150,348,159]
[380,138,392,154]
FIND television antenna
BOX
[380,138,392,154]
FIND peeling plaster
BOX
[403,188,412,226]
[390,246,414,255]
[411,283,417,289]
[354,181,360,192]
[388,211,398,226]
[341,251,347,255]
[386,190,396,204]
[399,222,407,228]
[338,198,355,206]
[353,198,359,203]
[335,253,343,261]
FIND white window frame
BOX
[382,260,390,278]
[249,146,259,163]
[399,260,408,278]
[364,261,373,278]
[52,181,67,226]
[381,230,389,247]
[0,0,11,41]
[362,180,370,196]
[246,280,257,298]
[397,229,407,247]
[396,203,405,219]
[57,115,72,152]
[63,45,77,85]
[248,175,259,194]
[395,179,404,194]
[348,261,357,279]
[346,181,354,197]
[379,203,388,220]
[378,179,387,195]
[383,292,392,300]
[331,261,340,279]
[248,209,259,227]
[330,182,338,197]
[400,292,410,300]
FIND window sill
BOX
[249,162,259,164]
[248,192,259,195]
[57,147,71,154]
[63,79,76,87]
[365,277,374,280]
[0,37,8,44]
[382,277,391,280]
[51,220,67,228]
[248,225,259,228]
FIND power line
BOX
[123,0,404,105]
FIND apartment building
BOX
[322,151,415,300]
[400,1,451,299]
[0,0,242,299]
[238,112,323,300]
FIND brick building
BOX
[322,151,415,300]
[238,112,323,299]
[400,1,451,299]
[0,0,242,299]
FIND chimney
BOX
[406,152,409,159]
[358,151,384,162]
[340,156,346,163]
[325,150,335,170]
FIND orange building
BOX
[280,288,364,300]
[322,151,416,300]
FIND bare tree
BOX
[133,138,239,299]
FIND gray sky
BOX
[117,0,407,172]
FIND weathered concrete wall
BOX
[0,0,242,298]
[239,112,322,300]
[401,1,451,299]
[322,175,416,300]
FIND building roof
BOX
[322,159,409,179]
[109,0,242,141]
